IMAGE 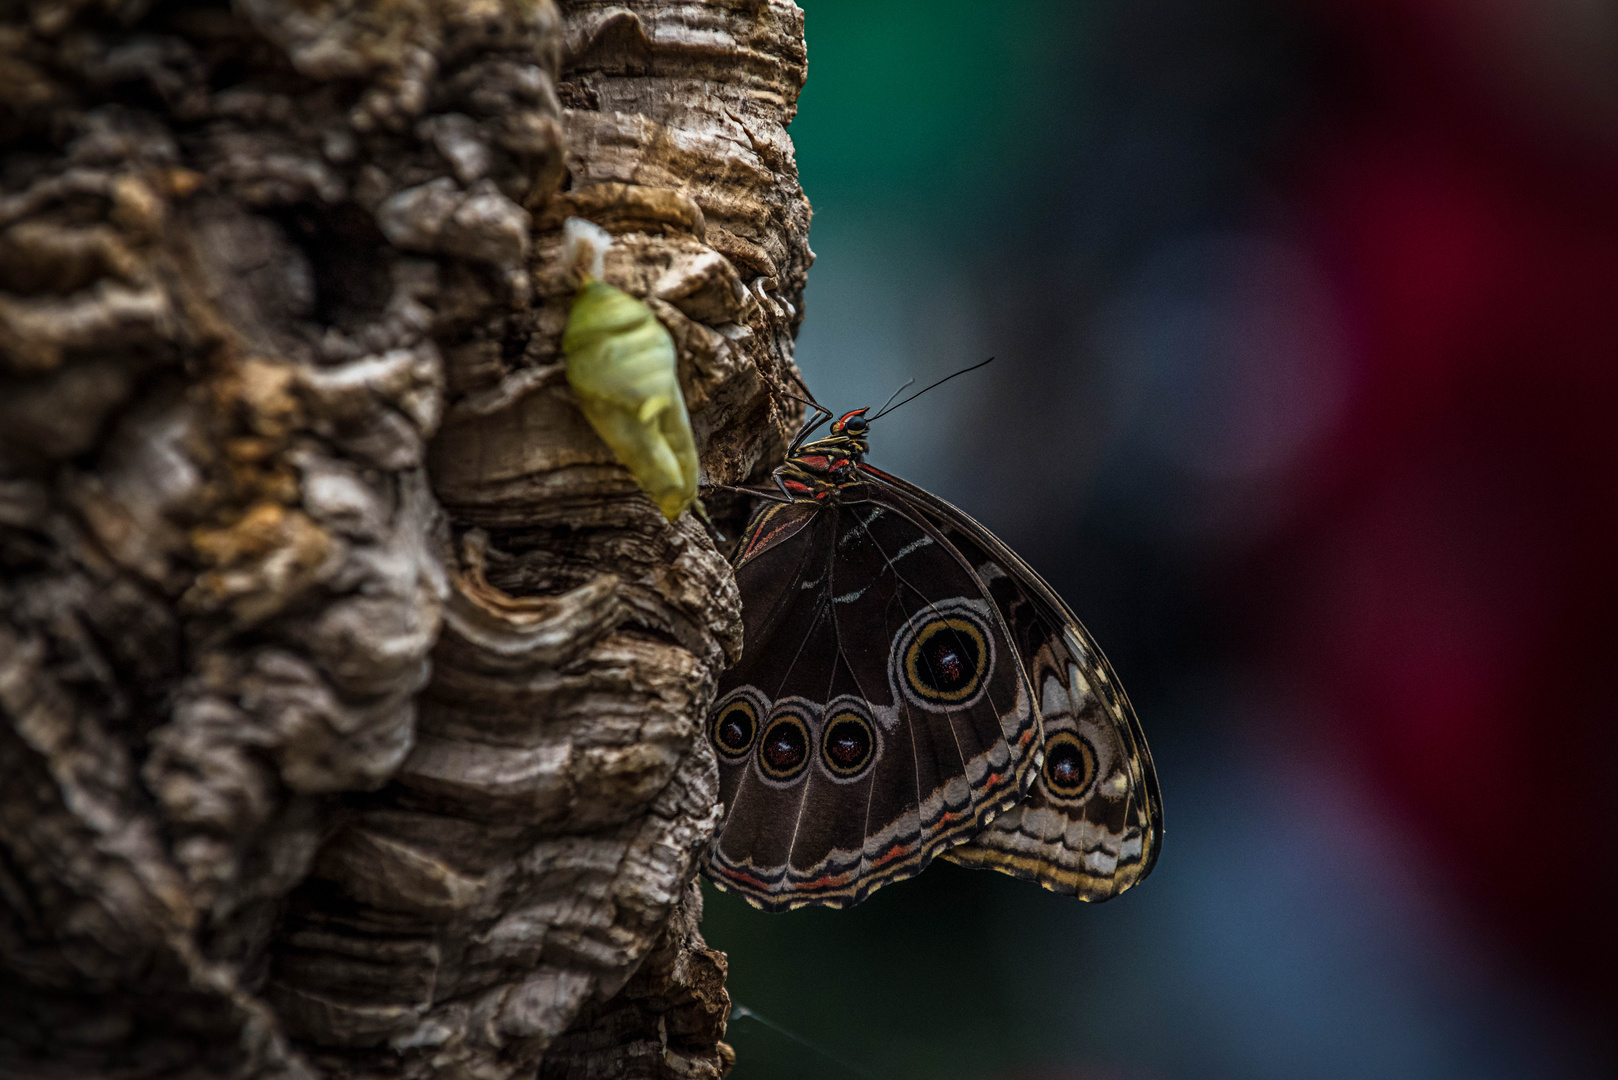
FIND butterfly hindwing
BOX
[707,491,1040,910]
[829,500,1037,852]
[857,466,1163,899]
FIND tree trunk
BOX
[0,1,810,1077]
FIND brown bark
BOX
[0,1,810,1077]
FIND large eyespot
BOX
[757,712,811,782]
[1041,730,1097,799]
[820,709,877,780]
[709,693,760,763]
[903,616,988,704]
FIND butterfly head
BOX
[826,408,871,452]
[807,407,870,461]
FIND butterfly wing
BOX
[706,491,1041,910]
[860,465,1163,900]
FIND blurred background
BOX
[700,1,1618,1077]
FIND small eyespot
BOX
[903,617,988,703]
[1041,731,1097,799]
[758,714,811,781]
[820,710,876,779]
[710,698,758,762]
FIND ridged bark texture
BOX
[0,0,810,1077]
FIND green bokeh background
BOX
[788,1,1094,221]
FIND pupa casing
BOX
[561,219,702,522]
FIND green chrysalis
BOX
[561,218,703,523]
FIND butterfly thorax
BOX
[771,408,871,502]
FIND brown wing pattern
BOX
[860,466,1163,901]
[706,494,1040,910]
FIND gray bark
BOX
[0,0,810,1076]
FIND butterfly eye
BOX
[1041,731,1097,799]
[844,417,867,435]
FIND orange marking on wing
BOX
[871,842,914,868]
[802,872,853,890]
[722,869,776,891]
[742,514,805,559]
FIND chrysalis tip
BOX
[562,217,612,281]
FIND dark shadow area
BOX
[704,1,1618,1077]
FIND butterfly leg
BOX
[787,399,832,451]
[701,482,794,504]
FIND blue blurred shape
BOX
[992,715,1606,1080]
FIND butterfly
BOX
[703,374,1162,910]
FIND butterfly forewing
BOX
[708,492,1040,910]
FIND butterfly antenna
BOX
[869,357,994,421]
[873,377,916,418]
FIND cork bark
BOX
[0,1,810,1077]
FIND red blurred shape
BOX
[1274,0,1618,1038]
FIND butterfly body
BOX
[706,406,1161,911]
[764,408,870,502]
